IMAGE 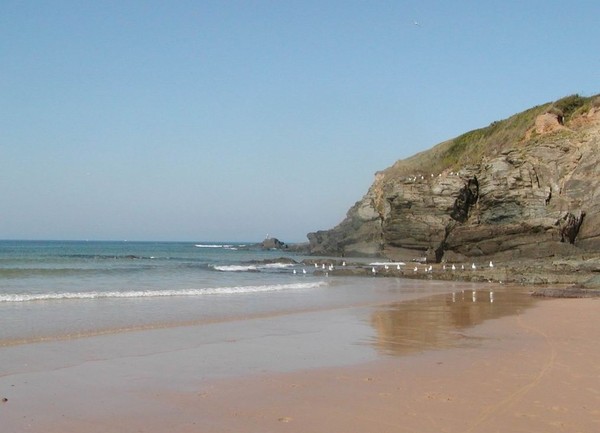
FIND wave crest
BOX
[211,262,294,272]
[0,281,327,303]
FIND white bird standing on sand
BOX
[293,269,297,275]
[489,261,494,268]
[302,268,307,275]
[397,264,401,270]
[372,267,377,275]
[314,263,318,268]
[342,261,346,267]
[413,266,418,272]
[428,265,433,273]
[461,264,465,270]
[472,263,477,270]
[451,264,456,271]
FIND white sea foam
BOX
[212,265,259,272]
[0,281,327,303]
[261,263,295,269]
[195,244,239,250]
[211,262,294,272]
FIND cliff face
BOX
[308,95,600,261]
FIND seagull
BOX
[397,264,401,270]
[428,265,433,273]
[413,266,418,272]
[489,261,494,268]
[472,263,477,270]
[302,268,307,275]
[451,264,456,271]
[461,264,465,270]
[342,261,346,267]
[413,20,421,27]
[314,263,318,268]
[372,267,377,275]
[293,269,297,275]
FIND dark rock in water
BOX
[261,237,287,250]
[307,94,600,262]
[245,257,298,265]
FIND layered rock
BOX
[308,95,600,261]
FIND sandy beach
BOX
[1,287,599,433]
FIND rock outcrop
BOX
[261,237,287,250]
[308,94,600,261]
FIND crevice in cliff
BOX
[450,177,479,223]
[434,220,456,263]
[545,187,552,205]
[557,211,586,244]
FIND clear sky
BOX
[1,1,599,242]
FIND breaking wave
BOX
[211,262,295,272]
[0,281,327,303]
[195,244,242,250]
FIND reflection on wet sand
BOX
[370,287,539,356]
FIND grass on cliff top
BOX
[385,93,599,178]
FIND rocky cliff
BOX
[308,94,600,262]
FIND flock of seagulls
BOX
[405,171,461,183]
[407,260,494,274]
[292,260,495,276]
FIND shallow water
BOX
[367,288,538,356]
[0,240,490,345]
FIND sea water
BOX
[0,240,460,346]
[1,240,532,349]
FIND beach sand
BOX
[1,290,599,432]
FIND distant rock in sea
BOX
[261,237,288,250]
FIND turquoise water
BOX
[0,240,312,299]
[1,240,457,345]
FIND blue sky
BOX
[1,1,599,242]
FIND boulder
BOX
[261,237,287,250]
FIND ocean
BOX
[0,240,455,346]
[0,240,536,350]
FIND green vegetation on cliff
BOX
[386,94,599,179]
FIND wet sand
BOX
[1,287,599,432]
